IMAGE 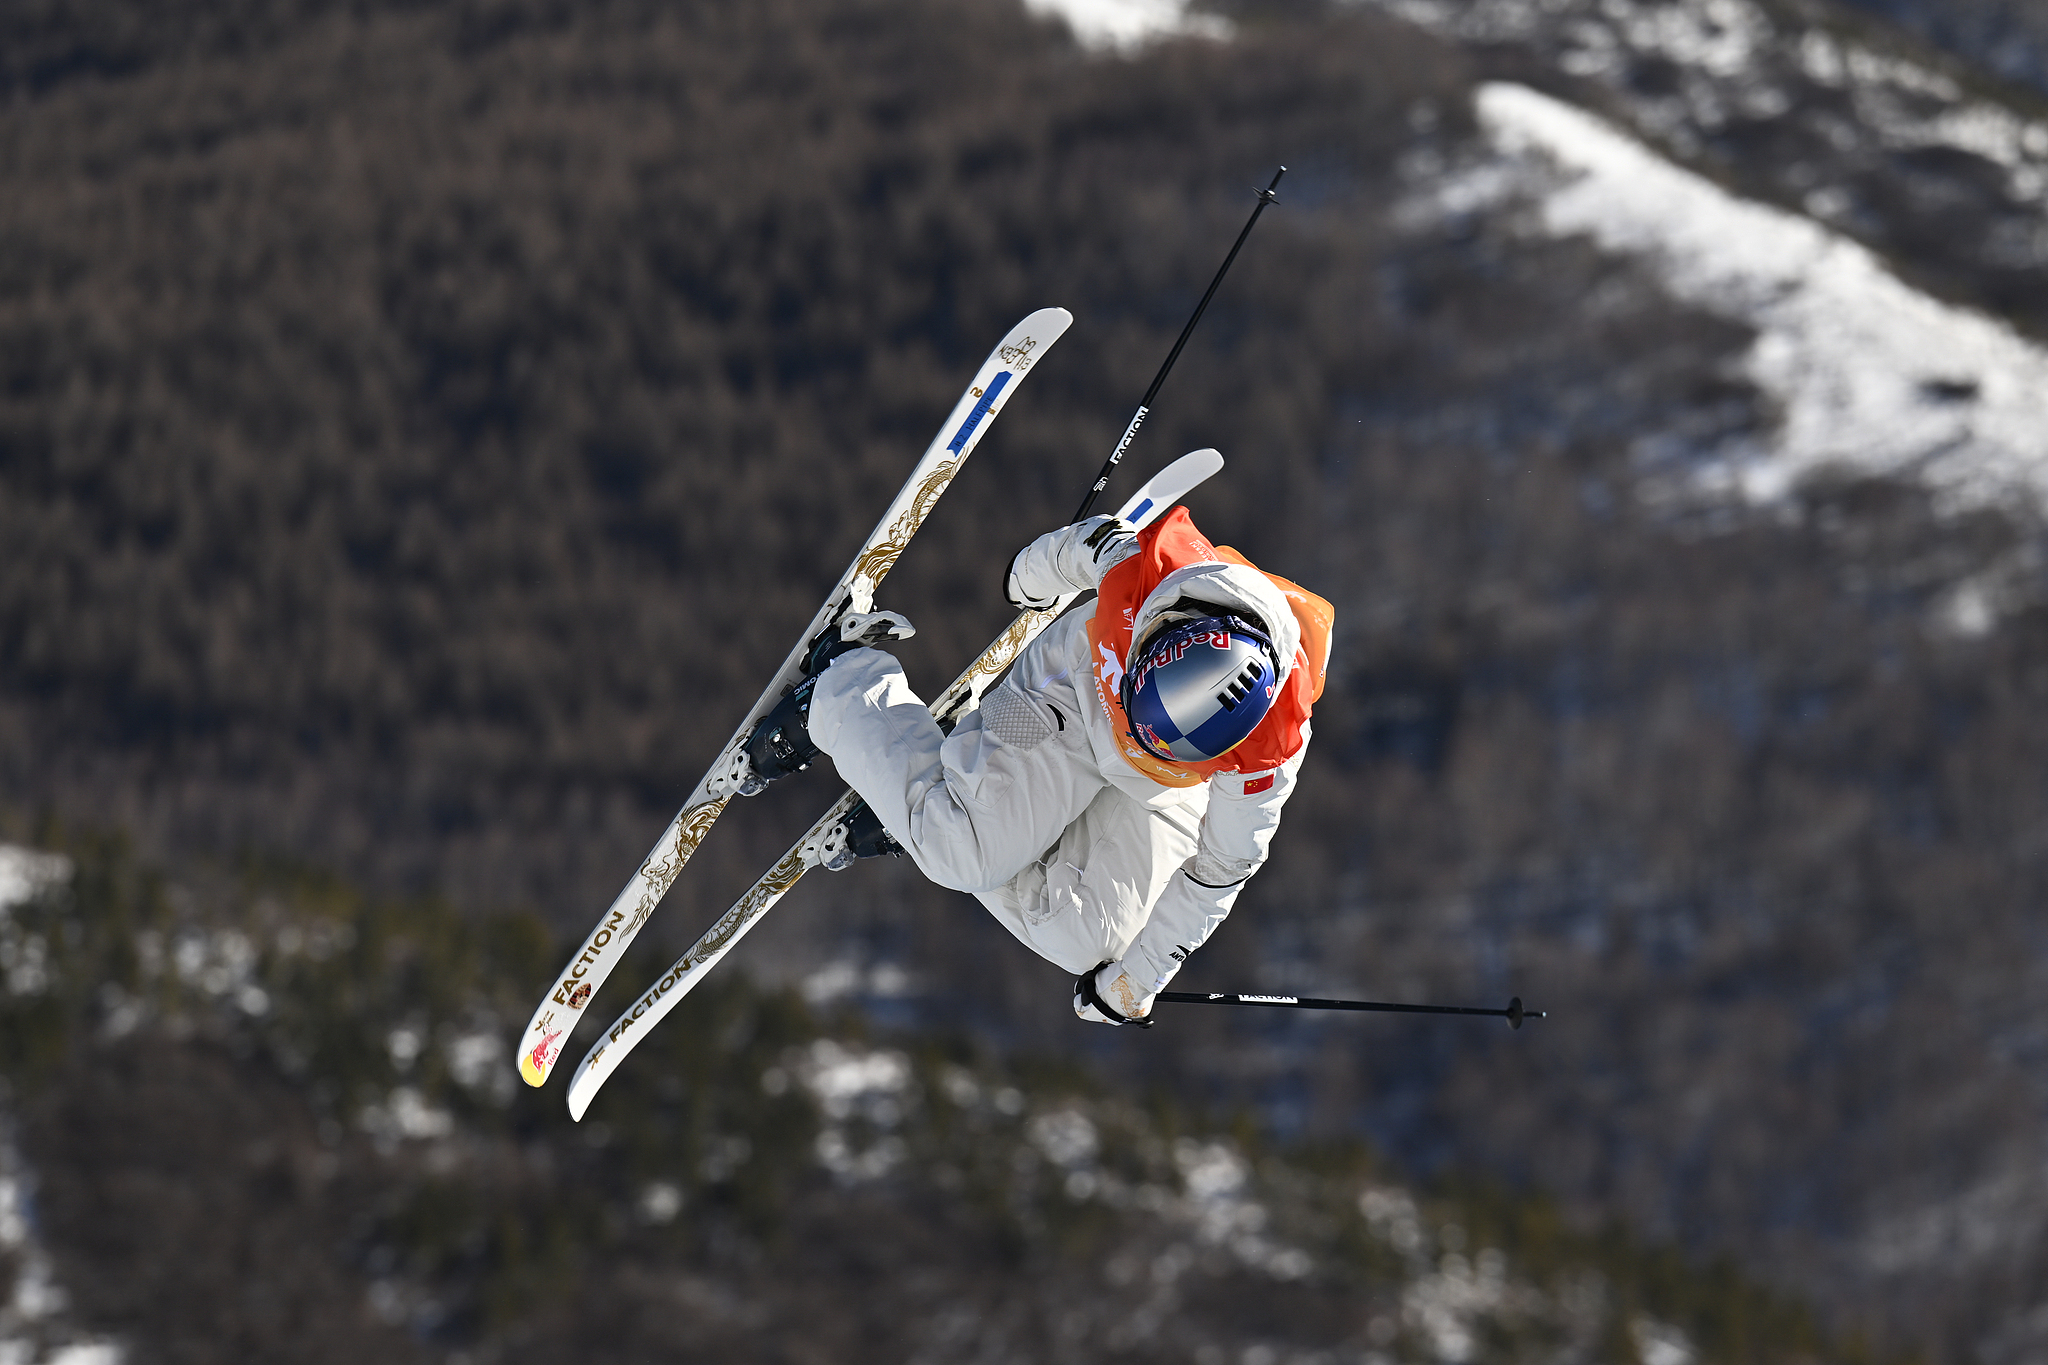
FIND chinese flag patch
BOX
[1243,774,1275,795]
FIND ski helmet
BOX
[1119,611,1281,764]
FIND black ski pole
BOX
[1156,992,1546,1030]
[1071,166,1286,523]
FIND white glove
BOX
[1072,961,1156,1027]
[1006,516,1140,610]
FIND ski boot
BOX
[807,798,904,872]
[736,610,915,793]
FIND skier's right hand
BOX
[1072,961,1154,1027]
[1006,515,1139,610]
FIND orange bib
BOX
[1086,507,1333,787]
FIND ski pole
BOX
[1072,166,1286,523]
[1156,992,1546,1029]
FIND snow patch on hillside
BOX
[1374,0,2048,186]
[1019,0,1229,51]
[0,849,69,915]
[1472,81,2048,507]
[0,849,121,1365]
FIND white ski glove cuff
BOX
[1005,516,1140,610]
[1073,960,1155,1026]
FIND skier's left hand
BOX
[1073,961,1155,1027]
[1007,516,1140,610]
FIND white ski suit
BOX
[809,512,1325,1013]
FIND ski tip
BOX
[566,1068,598,1122]
[518,1026,566,1087]
[1018,306,1074,343]
[1120,449,1225,529]
[564,1037,618,1120]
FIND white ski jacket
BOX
[1002,515,1316,997]
[810,513,1323,1014]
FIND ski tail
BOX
[517,307,1073,1089]
[563,450,1225,1117]
[565,797,856,1120]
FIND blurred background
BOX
[4,0,2048,1359]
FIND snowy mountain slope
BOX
[1464,80,2048,509]
[1032,0,2048,515]
[1363,0,2048,329]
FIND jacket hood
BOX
[1130,561,1302,684]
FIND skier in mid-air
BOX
[742,504,1333,1026]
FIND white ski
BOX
[565,449,1226,1119]
[518,307,1074,1087]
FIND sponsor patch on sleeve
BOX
[1243,773,1275,795]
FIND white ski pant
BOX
[808,646,1206,975]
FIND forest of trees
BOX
[2,828,1878,1363]
[5,0,2048,1358]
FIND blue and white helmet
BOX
[1119,610,1281,763]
